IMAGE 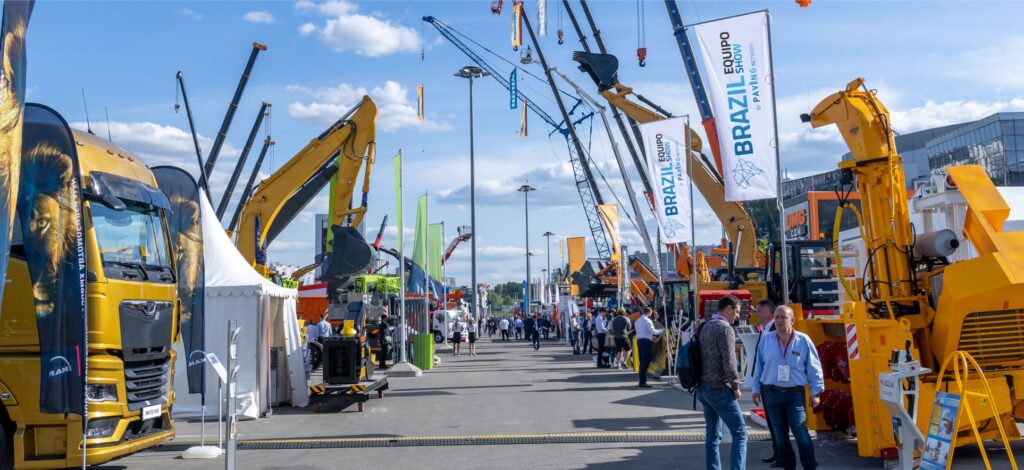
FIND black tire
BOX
[308,341,324,371]
[0,412,12,470]
[433,331,443,344]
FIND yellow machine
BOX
[798,77,1024,457]
[0,130,178,467]
[234,96,377,276]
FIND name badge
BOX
[778,365,791,382]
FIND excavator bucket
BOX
[324,225,373,279]
[572,51,619,91]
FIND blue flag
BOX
[510,69,518,110]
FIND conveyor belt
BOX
[154,429,773,451]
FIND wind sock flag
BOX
[597,204,620,262]
[692,11,779,201]
[412,194,427,270]
[511,2,523,50]
[428,223,443,282]
[416,85,424,121]
[509,69,518,110]
[519,99,528,137]
[0,0,33,310]
[639,117,692,244]
[538,0,547,36]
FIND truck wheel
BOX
[433,331,443,344]
[0,416,12,470]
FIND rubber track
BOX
[154,430,773,451]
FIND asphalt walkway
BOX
[109,335,1023,469]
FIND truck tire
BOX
[0,414,12,470]
[308,341,324,371]
[433,331,443,344]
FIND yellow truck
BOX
[0,125,178,468]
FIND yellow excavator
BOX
[234,96,377,278]
[797,78,1024,457]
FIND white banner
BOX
[639,118,692,244]
[538,0,547,36]
[692,11,778,201]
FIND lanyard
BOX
[777,333,795,357]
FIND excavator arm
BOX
[235,96,377,268]
[574,52,758,268]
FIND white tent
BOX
[172,194,308,420]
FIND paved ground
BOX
[106,336,1024,469]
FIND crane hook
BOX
[557,29,564,45]
[637,47,647,67]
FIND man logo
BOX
[187,350,207,369]
[48,356,72,378]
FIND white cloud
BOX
[890,98,1024,133]
[267,241,313,251]
[288,80,451,133]
[178,7,203,20]
[946,37,1024,92]
[243,11,275,23]
[298,22,317,36]
[295,0,420,57]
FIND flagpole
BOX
[765,11,789,304]
[686,115,698,326]
[398,150,407,363]
[424,192,430,329]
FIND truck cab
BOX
[0,129,178,468]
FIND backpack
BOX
[676,322,706,392]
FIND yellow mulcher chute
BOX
[797,78,1024,458]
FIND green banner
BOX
[412,194,427,269]
[393,152,402,251]
[428,223,442,281]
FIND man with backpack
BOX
[697,295,747,470]
[608,309,632,369]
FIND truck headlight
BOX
[86,384,118,403]
[86,417,119,438]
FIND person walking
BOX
[376,313,392,370]
[697,295,747,470]
[634,307,662,388]
[753,299,782,466]
[752,306,825,470]
[570,312,581,354]
[317,312,333,340]
[467,316,479,357]
[499,316,510,341]
[525,312,541,350]
[609,309,632,369]
[580,312,593,355]
[594,309,608,366]
[514,316,524,340]
[451,316,465,356]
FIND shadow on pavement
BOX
[572,414,705,432]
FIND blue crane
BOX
[423,16,611,259]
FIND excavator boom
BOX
[235,96,377,271]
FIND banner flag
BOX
[597,204,620,262]
[20,104,87,415]
[566,237,585,296]
[511,2,523,50]
[538,0,547,36]
[428,223,442,283]
[692,11,778,201]
[393,152,403,252]
[0,0,33,308]
[509,69,518,110]
[154,167,206,395]
[639,117,692,244]
[412,194,427,269]
[416,85,424,121]
[519,99,528,136]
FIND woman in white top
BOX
[467,315,479,356]
[451,317,465,356]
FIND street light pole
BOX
[455,65,489,325]
[543,231,554,306]
[518,184,535,313]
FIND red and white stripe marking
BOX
[846,324,860,360]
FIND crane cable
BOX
[636,0,647,67]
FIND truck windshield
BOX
[91,202,173,282]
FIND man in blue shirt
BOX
[752,306,825,470]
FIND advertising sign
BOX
[692,11,778,201]
[921,392,961,470]
[639,117,692,244]
[20,103,86,414]
[153,166,206,394]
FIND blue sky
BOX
[24,0,1024,285]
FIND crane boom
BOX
[423,15,611,258]
[205,42,267,179]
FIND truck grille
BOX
[124,357,170,410]
[957,309,1024,366]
